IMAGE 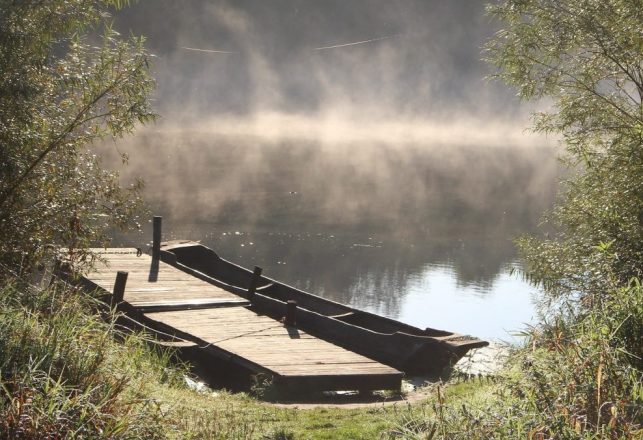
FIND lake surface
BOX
[111,129,559,341]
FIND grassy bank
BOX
[0,278,181,438]
[1,276,640,439]
[0,276,497,439]
[148,378,494,439]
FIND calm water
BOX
[112,131,559,341]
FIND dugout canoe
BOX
[159,241,488,376]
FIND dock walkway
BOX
[81,249,402,391]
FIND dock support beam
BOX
[285,300,297,326]
[152,216,162,261]
[247,266,263,300]
[112,270,128,307]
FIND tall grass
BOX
[386,280,643,439]
[0,277,181,439]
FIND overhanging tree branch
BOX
[0,58,146,210]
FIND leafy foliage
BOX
[486,0,642,156]
[384,1,643,437]
[485,0,643,299]
[487,0,643,435]
[0,0,155,274]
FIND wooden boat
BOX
[160,241,488,376]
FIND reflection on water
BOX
[401,264,539,341]
[109,132,559,341]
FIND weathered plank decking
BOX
[81,248,403,391]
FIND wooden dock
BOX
[79,248,403,391]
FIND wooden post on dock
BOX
[152,216,162,261]
[285,300,297,326]
[247,266,263,300]
[112,270,128,307]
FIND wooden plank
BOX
[89,276,210,284]
[274,373,403,391]
[83,251,244,307]
[135,298,249,313]
[146,306,400,379]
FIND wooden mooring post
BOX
[247,266,263,300]
[285,300,297,326]
[152,216,162,261]
[112,270,128,307]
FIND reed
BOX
[385,280,643,439]
[0,277,180,439]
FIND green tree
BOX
[380,4,642,437]
[0,0,154,275]
[485,3,642,434]
[486,0,643,300]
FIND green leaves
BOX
[487,3,642,433]
[486,0,643,161]
[0,0,154,273]
[487,0,643,300]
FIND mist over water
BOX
[105,1,561,340]
[109,129,558,340]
